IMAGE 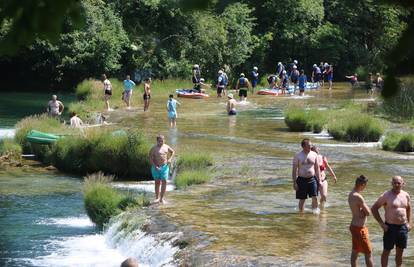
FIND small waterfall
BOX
[104,212,180,267]
[29,212,180,267]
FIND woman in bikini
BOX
[311,146,337,209]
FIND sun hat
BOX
[228,93,234,98]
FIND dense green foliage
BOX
[83,172,148,228]
[382,132,414,152]
[0,0,411,91]
[175,152,214,189]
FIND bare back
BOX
[348,190,369,227]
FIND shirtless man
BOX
[149,135,175,204]
[372,176,412,267]
[47,95,64,117]
[348,175,373,267]
[226,93,237,115]
[292,138,321,213]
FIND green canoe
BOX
[26,130,60,144]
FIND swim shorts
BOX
[168,111,177,119]
[104,89,112,96]
[217,87,224,94]
[151,164,169,180]
[295,176,318,199]
[239,89,247,98]
[143,93,151,100]
[383,223,408,250]
[124,90,132,101]
[350,225,372,254]
[228,110,237,116]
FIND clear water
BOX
[1,86,414,266]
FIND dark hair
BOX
[301,138,310,148]
[71,112,77,117]
[300,69,304,75]
[355,175,368,186]
[169,94,174,98]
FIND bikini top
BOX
[320,158,326,171]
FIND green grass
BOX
[381,77,414,121]
[53,129,151,178]
[176,152,214,171]
[284,107,327,133]
[327,110,384,142]
[175,170,212,189]
[382,132,414,152]
[69,78,192,123]
[0,138,22,160]
[83,172,149,228]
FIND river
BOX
[1,86,413,266]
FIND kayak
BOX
[176,89,209,99]
[26,130,60,144]
[257,89,279,96]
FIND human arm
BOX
[324,156,337,183]
[371,194,388,231]
[314,155,321,184]
[58,101,64,115]
[357,195,371,217]
[292,156,298,190]
[406,194,412,231]
[167,146,175,164]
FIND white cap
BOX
[294,60,298,64]
[218,70,223,74]
[228,93,234,99]
[253,66,258,70]
[193,64,199,68]
[200,78,205,82]
[293,65,297,69]
[282,70,287,74]
[313,64,317,68]
[240,73,245,77]
[278,62,282,65]
[324,62,329,67]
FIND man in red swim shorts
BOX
[348,175,373,267]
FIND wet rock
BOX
[45,165,57,171]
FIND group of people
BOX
[293,138,412,267]
[346,72,384,96]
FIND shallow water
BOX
[1,85,413,266]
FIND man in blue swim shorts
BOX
[149,134,175,204]
[292,138,321,214]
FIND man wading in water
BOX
[371,176,412,267]
[149,135,175,204]
[348,175,373,267]
[292,138,321,214]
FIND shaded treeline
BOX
[0,0,411,91]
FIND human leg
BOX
[298,199,305,212]
[381,249,390,267]
[395,247,403,267]
[160,180,167,203]
[364,253,373,267]
[154,180,161,202]
[319,180,328,209]
[350,250,358,267]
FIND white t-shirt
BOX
[104,79,112,91]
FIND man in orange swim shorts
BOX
[348,175,373,267]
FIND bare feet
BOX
[151,198,160,204]
[160,199,168,204]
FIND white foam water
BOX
[29,214,180,267]
[321,142,381,148]
[302,130,334,140]
[112,181,175,192]
[0,128,15,139]
[36,216,94,228]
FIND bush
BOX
[284,107,327,133]
[284,108,308,132]
[83,173,148,228]
[176,152,214,171]
[53,129,151,179]
[328,112,384,142]
[0,138,22,160]
[175,170,212,189]
[75,79,100,100]
[383,132,414,152]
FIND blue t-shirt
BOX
[251,71,259,82]
[123,79,136,91]
[167,99,177,113]
[298,75,307,89]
